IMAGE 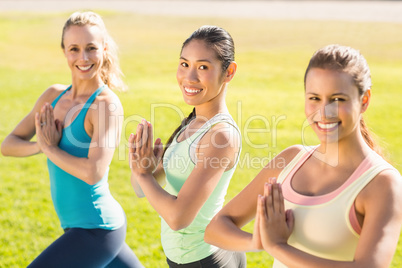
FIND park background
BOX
[1,0,402,267]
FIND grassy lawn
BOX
[0,11,401,267]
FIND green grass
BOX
[1,11,402,267]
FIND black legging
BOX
[167,248,246,268]
[27,222,143,268]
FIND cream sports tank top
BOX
[274,147,397,267]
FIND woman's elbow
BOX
[83,175,99,186]
[166,213,193,231]
[1,138,12,156]
[84,166,104,185]
[168,220,189,232]
[1,143,9,156]
[0,142,16,157]
[204,217,218,245]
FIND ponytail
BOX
[163,108,196,158]
[360,117,384,157]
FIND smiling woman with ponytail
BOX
[129,25,246,267]
[205,44,402,268]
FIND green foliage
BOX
[0,11,401,267]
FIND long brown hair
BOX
[304,44,382,155]
[163,25,235,157]
[61,11,126,91]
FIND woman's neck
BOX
[70,76,104,98]
[314,131,372,168]
[194,88,229,120]
[195,104,229,121]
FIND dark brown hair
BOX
[163,26,235,157]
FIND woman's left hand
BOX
[258,178,294,253]
[35,103,63,153]
[129,119,163,176]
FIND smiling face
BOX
[176,39,229,107]
[305,68,364,144]
[62,24,105,82]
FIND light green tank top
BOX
[161,113,241,264]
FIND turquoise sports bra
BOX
[47,85,124,230]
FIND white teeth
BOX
[318,122,338,129]
[77,65,92,71]
[184,87,202,94]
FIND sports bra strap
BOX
[189,113,241,165]
[85,84,106,107]
[74,84,107,123]
[51,85,72,108]
[51,84,106,109]
[51,84,107,124]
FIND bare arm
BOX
[1,130,41,157]
[37,92,123,185]
[258,170,402,268]
[130,120,240,231]
[130,143,166,198]
[1,85,63,157]
[204,146,302,251]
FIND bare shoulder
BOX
[243,145,304,186]
[93,87,123,116]
[378,169,402,186]
[196,121,240,166]
[34,84,69,110]
[359,168,402,217]
[44,84,68,96]
[204,122,240,147]
[196,121,240,156]
[265,144,304,170]
[96,87,121,103]
[363,168,402,199]
[278,144,304,160]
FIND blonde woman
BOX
[1,12,143,267]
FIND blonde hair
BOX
[61,11,126,91]
[304,44,382,156]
